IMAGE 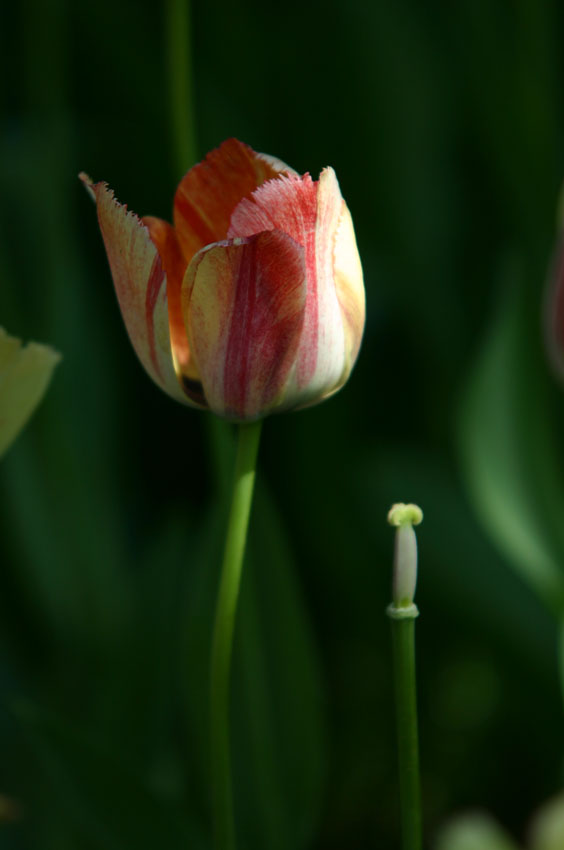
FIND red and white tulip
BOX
[81,139,364,421]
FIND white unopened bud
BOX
[386,503,423,620]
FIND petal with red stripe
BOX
[80,175,188,404]
[229,168,349,407]
[143,216,197,379]
[173,138,294,264]
[183,231,306,421]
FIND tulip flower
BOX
[0,327,60,458]
[80,138,364,421]
[81,139,365,850]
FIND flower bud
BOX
[81,138,365,421]
[387,503,423,618]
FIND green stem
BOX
[210,420,262,850]
[390,615,422,850]
[166,0,198,177]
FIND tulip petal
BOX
[229,168,349,407]
[332,202,365,377]
[183,231,307,420]
[80,175,188,404]
[302,166,348,399]
[0,328,60,457]
[173,138,294,264]
[142,215,198,381]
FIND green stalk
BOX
[210,421,262,850]
[166,0,197,176]
[389,614,422,850]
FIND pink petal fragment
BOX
[228,172,318,244]
[173,139,292,264]
[80,175,187,404]
[183,231,307,421]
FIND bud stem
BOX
[387,503,423,850]
[166,0,198,177]
[210,420,262,850]
[389,615,422,850]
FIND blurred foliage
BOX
[529,792,564,850]
[1,0,564,848]
[435,813,520,850]
[434,792,564,850]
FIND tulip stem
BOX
[389,611,422,850]
[210,420,262,850]
[166,0,197,176]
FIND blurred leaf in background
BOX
[435,812,521,850]
[434,791,564,850]
[457,262,564,614]
[529,791,564,850]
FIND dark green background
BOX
[1,0,564,847]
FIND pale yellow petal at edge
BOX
[0,328,61,458]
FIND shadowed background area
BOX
[1,0,564,848]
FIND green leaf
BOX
[233,481,327,850]
[457,266,564,614]
[181,479,327,850]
